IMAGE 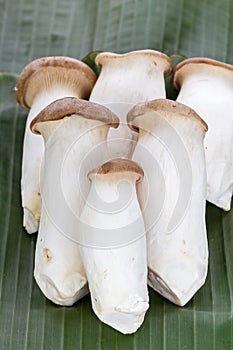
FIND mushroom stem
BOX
[78,159,149,334]
[30,97,119,305]
[174,57,233,210]
[127,99,208,306]
[16,56,97,233]
[90,50,173,158]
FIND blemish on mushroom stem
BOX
[43,248,52,262]
[103,269,108,279]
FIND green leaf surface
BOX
[0,1,233,349]
[82,51,102,77]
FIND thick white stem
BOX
[22,86,84,233]
[34,115,111,305]
[34,205,87,305]
[79,174,149,334]
[130,103,208,306]
[90,50,172,158]
[98,102,137,159]
[175,63,233,210]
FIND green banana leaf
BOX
[0,0,233,349]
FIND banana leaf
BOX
[0,0,233,349]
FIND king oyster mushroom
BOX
[90,50,173,158]
[174,57,233,210]
[127,99,208,306]
[30,97,119,305]
[15,56,96,234]
[78,159,149,334]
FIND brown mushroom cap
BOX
[30,97,119,134]
[95,50,173,77]
[173,57,233,90]
[127,98,208,132]
[88,158,144,183]
[15,56,97,109]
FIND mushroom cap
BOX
[127,98,208,132]
[30,97,119,134]
[88,158,144,183]
[173,57,233,90]
[15,56,97,109]
[95,50,173,77]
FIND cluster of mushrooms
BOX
[15,50,233,334]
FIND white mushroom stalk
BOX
[78,159,149,334]
[174,57,233,211]
[15,56,97,234]
[30,97,119,305]
[127,99,208,306]
[90,50,173,158]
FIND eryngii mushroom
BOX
[173,57,233,211]
[15,56,97,234]
[127,99,208,306]
[30,97,119,305]
[89,50,173,158]
[78,159,149,334]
